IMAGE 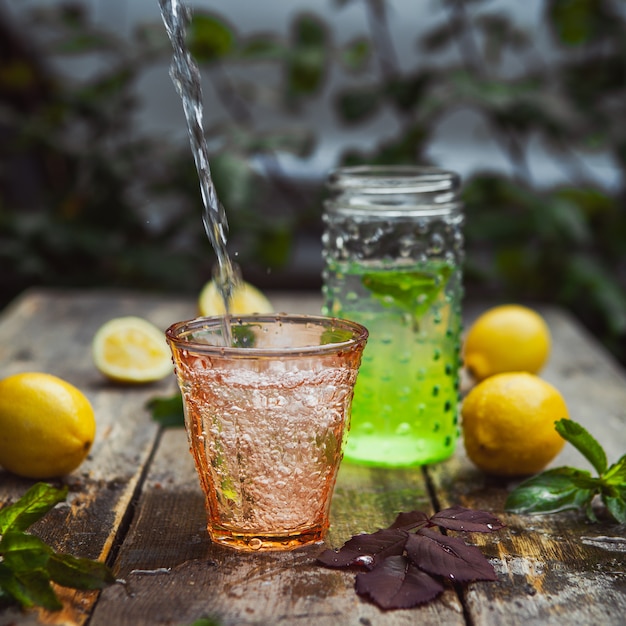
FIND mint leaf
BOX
[555,419,607,475]
[602,486,626,523]
[230,325,257,348]
[506,420,625,524]
[188,619,223,626]
[505,467,598,515]
[603,454,626,485]
[147,393,185,428]
[48,553,116,590]
[361,265,451,325]
[0,532,52,573]
[0,483,68,534]
[0,564,62,611]
[0,484,116,611]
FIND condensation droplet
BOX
[431,233,444,253]
[395,422,412,436]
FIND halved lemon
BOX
[198,279,273,316]
[92,316,172,383]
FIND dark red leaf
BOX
[355,555,444,609]
[317,529,408,569]
[430,506,505,533]
[388,510,430,530]
[406,528,497,582]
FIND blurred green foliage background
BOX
[1,0,625,362]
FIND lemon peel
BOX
[0,372,96,478]
[461,372,569,476]
[463,304,551,381]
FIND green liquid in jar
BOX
[323,260,461,467]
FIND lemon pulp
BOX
[92,316,172,383]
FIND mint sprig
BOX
[0,483,115,611]
[505,419,626,523]
[361,266,452,330]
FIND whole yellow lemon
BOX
[0,372,96,479]
[463,304,551,381]
[461,372,568,476]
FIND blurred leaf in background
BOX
[1,0,625,363]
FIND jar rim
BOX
[327,165,459,194]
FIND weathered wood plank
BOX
[0,289,192,625]
[428,305,626,625]
[2,290,625,626]
[90,428,465,626]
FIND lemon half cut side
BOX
[92,316,172,383]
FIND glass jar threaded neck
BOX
[325,166,461,218]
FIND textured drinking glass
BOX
[166,314,368,551]
[322,165,464,467]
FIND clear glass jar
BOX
[322,165,464,466]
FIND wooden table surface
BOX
[0,288,625,626]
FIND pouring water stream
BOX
[159,0,239,343]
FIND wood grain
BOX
[0,289,191,625]
[90,429,464,626]
[430,304,626,626]
[1,289,625,626]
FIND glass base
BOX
[207,525,327,552]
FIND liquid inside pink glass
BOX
[167,315,367,551]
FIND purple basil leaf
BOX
[430,506,505,533]
[407,528,497,582]
[355,555,444,609]
[388,510,430,530]
[318,529,408,569]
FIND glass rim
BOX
[165,313,369,358]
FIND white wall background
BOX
[4,0,620,188]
